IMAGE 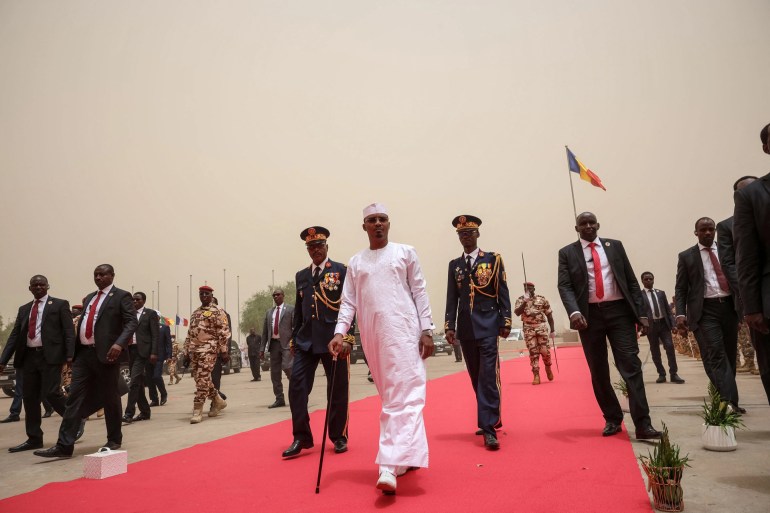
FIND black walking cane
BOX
[315,355,338,494]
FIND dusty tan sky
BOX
[1,0,769,339]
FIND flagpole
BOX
[236,275,241,343]
[189,274,193,319]
[151,290,155,309]
[157,280,161,314]
[223,268,227,311]
[566,145,578,221]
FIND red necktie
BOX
[28,299,41,339]
[704,247,730,293]
[85,291,103,339]
[273,306,280,337]
[589,242,604,299]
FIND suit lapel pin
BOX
[47,301,53,305]
[605,242,610,247]
[109,292,114,296]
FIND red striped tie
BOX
[84,291,103,339]
[589,242,604,299]
[28,300,41,339]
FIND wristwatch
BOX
[422,329,434,337]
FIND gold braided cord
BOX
[314,286,341,312]
[469,254,502,312]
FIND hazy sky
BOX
[2,1,769,338]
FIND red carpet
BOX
[1,347,652,513]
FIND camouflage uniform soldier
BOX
[167,335,181,385]
[736,322,756,373]
[514,282,555,384]
[184,285,230,424]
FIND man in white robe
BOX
[329,203,435,495]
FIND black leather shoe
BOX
[670,374,685,384]
[133,413,151,422]
[160,397,168,406]
[475,429,484,436]
[0,415,20,423]
[729,404,747,415]
[122,415,133,424]
[43,409,53,418]
[282,439,313,458]
[149,401,160,407]
[635,426,662,440]
[334,438,348,454]
[656,375,666,383]
[34,445,73,458]
[602,422,622,437]
[75,419,86,441]
[268,399,286,409]
[9,440,44,453]
[102,441,122,450]
[483,433,499,450]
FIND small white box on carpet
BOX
[83,447,127,479]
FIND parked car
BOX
[1,358,16,397]
[349,338,366,365]
[431,335,453,356]
[223,340,242,374]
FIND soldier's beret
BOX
[300,226,330,245]
[199,285,214,292]
[72,304,83,309]
[452,215,482,231]
[524,282,535,287]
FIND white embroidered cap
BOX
[363,202,388,219]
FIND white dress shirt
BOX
[272,304,282,339]
[79,284,114,345]
[131,307,144,345]
[463,247,480,267]
[698,242,731,299]
[582,237,623,303]
[312,258,329,277]
[26,294,49,348]
[644,289,663,320]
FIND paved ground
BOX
[0,339,768,512]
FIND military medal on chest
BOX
[321,272,341,291]
[475,262,492,287]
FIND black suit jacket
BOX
[76,286,138,364]
[717,216,743,314]
[293,259,351,354]
[734,171,770,318]
[0,296,75,367]
[133,308,159,358]
[158,324,172,361]
[639,288,675,329]
[557,238,644,322]
[674,245,736,329]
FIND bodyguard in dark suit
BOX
[675,217,742,411]
[35,264,138,458]
[283,226,351,458]
[734,127,770,403]
[122,292,158,422]
[261,289,294,408]
[147,322,171,406]
[445,215,511,450]
[0,275,75,452]
[557,212,661,440]
[639,272,683,384]
[246,328,262,381]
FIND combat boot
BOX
[175,375,182,384]
[191,403,204,424]
[736,361,751,373]
[744,360,756,373]
[545,365,554,381]
[532,371,540,385]
[208,393,227,417]
[750,368,760,375]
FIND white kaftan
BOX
[335,242,433,469]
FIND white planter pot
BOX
[701,424,737,451]
[619,394,629,413]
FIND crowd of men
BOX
[1,123,768,495]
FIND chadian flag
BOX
[176,315,189,327]
[566,147,606,191]
[162,316,175,326]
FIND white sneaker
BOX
[376,471,397,494]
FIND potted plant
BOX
[613,378,629,413]
[700,382,744,452]
[639,423,689,512]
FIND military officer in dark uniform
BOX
[282,226,352,458]
[445,215,512,451]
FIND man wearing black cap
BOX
[183,285,230,424]
[514,282,555,385]
[445,215,512,451]
[282,226,352,458]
